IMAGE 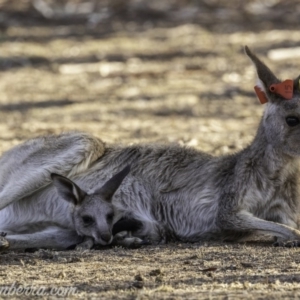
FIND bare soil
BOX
[1,0,300,298]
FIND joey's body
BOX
[0,184,77,248]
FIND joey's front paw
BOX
[75,238,94,251]
[273,240,300,247]
[120,237,148,249]
[112,231,148,249]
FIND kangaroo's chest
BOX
[243,180,298,228]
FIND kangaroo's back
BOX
[85,143,214,192]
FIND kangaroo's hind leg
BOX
[0,132,105,210]
[218,207,300,245]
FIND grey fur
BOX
[80,46,300,245]
[0,131,128,250]
[0,131,105,210]
[1,46,300,249]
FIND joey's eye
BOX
[82,215,94,225]
[106,213,114,222]
[286,116,300,127]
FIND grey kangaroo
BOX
[70,46,300,246]
[1,46,300,250]
[0,132,133,250]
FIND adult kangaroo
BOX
[78,46,300,246]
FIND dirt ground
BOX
[1,0,300,298]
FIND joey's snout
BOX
[93,231,113,245]
[100,232,112,243]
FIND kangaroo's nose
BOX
[100,233,111,243]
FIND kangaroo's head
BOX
[246,46,300,158]
[51,166,130,246]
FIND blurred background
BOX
[0,0,299,155]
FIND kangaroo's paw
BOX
[273,240,300,247]
[0,236,9,251]
[75,237,94,251]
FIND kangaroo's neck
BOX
[240,120,299,179]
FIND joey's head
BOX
[51,166,130,246]
[245,46,300,157]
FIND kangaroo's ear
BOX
[245,46,280,91]
[96,165,131,202]
[51,173,86,205]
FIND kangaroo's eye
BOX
[82,215,94,225]
[106,213,114,222]
[286,116,300,127]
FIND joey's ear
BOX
[96,165,131,202]
[51,173,86,205]
[245,46,280,90]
